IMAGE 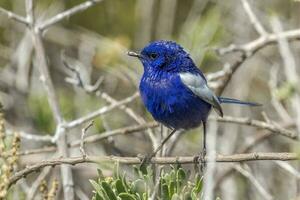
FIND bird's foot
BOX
[137,153,154,172]
[193,149,207,172]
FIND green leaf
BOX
[161,183,170,200]
[115,179,127,194]
[169,181,176,197]
[119,193,137,200]
[90,180,102,194]
[193,174,203,194]
[95,193,104,200]
[101,181,118,200]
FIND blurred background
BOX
[0,0,300,199]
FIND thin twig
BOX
[80,121,94,158]
[275,161,300,179]
[25,0,75,198]
[211,115,297,140]
[241,0,267,36]
[0,7,29,25]
[65,92,139,129]
[38,0,104,31]
[26,167,52,200]
[216,29,300,55]
[234,164,273,200]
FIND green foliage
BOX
[28,95,55,134]
[178,6,223,68]
[274,81,297,100]
[91,165,205,200]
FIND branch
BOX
[234,164,273,200]
[80,121,94,158]
[211,115,297,140]
[38,0,104,31]
[17,114,296,156]
[26,0,75,198]
[241,0,267,36]
[0,7,29,25]
[9,152,299,187]
[216,29,300,56]
[64,92,139,130]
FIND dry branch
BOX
[38,0,104,31]
[0,7,29,25]
[9,152,299,187]
[211,115,297,140]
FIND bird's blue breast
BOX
[139,70,211,130]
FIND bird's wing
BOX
[179,72,223,117]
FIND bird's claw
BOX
[193,149,207,172]
[137,154,153,171]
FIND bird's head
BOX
[128,40,194,73]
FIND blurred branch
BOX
[65,92,139,129]
[234,164,273,200]
[0,7,29,25]
[241,0,267,36]
[63,55,159,150]
[26,167,52,200]
[210,0,300,94]
[38,0,104,31]
[80,121,94,158]
[271,17,300,137]
[275,161,300,179]
[214,132,275,191]
[216,29,300,56]
[9,152,299,187]
[16,114,296,156]
[25,0,75,198]
[6,129,52,142]
[17,122,159,156]
[211,115,297,140]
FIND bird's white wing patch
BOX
[179,72,223,117]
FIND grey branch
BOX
[234,164,273,200]
[211,115,297,140]
[80,121,94,158]
[38,0,104,31]
[217,29,300,56]
[0,7,29,25]
[65,92,139,129]
[241,0,267,36]
[9,152,299,187]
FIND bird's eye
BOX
[149,53,158,60]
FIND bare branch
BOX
[65,92,139,129]
[275,161,300,179]
[0,7,29,25]
[80,121,94,158]
[26,167,52,200]
[38,0,104,31]
[217,29,300,55]
[26,0,75,197]
[6,129,52,142]
[9,152,299,187]
[234,164,273,200]
[211,115,297,140]
[241,0,267,36]
[271,17,300,137]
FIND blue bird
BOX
[128,40,259,165]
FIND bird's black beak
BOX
[127,51,142,59]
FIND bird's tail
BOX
[218,97,261,106]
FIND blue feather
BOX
[218,97,261,106]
